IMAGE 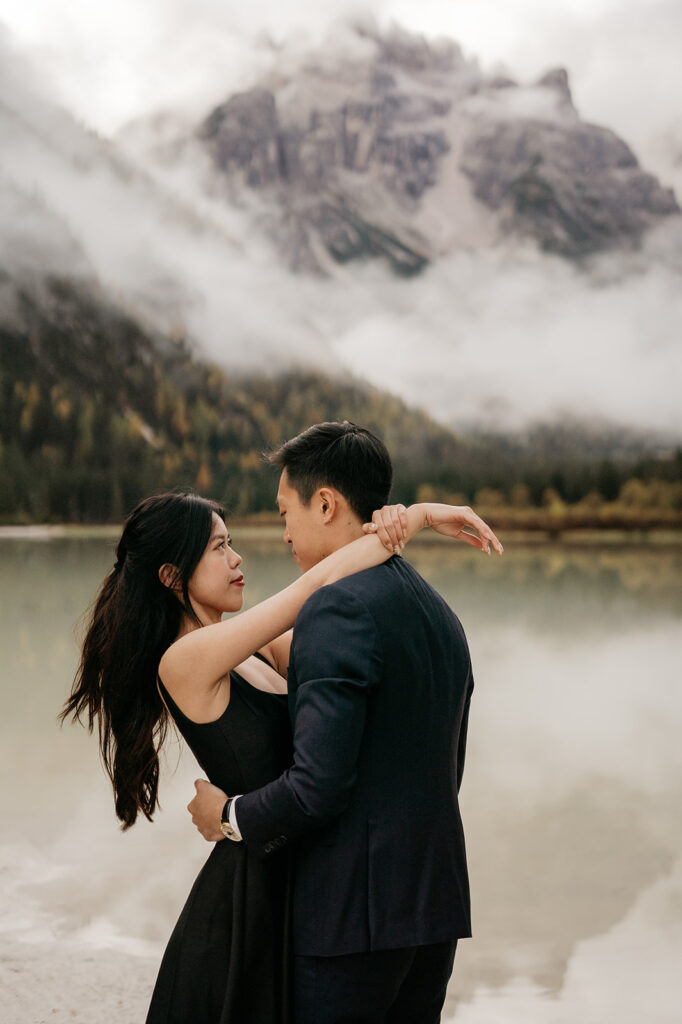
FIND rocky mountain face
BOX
[193,27,679,274]
[460,78,679,257]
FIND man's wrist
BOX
[229,796,242,839]
[220,795,243,841]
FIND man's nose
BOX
[283,526,291,544]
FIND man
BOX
[189,421,500,1023]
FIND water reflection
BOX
[1,534,680,1023]
[413,543,682,1021]
[449,858,682,1024]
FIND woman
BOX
[61,491,500,1023]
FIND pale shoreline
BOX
[1,937,159,1024]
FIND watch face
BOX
[220,820,235,839]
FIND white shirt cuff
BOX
[228,795,243,841]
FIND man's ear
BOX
[318,487,337,523]
[159,563,181,591]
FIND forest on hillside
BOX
[1,277,680,528]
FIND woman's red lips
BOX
[231,575,245,586]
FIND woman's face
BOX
[186,513,244,621]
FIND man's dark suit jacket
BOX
[237,555,473,957]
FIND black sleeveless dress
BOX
[146,662,293,1024]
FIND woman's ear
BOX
[159,563,181,591]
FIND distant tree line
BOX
[1,276,680,526]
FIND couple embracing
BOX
[62,420,502,1023]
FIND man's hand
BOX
[187,779,228,842]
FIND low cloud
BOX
[326,228,682,434]
[1,15,680,437]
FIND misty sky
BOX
[0,0,680,190]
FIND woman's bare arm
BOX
[160,502,502,707]
[159,504,434,701]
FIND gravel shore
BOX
[1,939,158,1024]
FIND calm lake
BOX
[1,530,681,1023]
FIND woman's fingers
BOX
[465,511,503,554]
[374,507,399,552]
[456,529,486,551]
[363,514,392,550]
[386,504,407,551]
[364,505,408,554]
[398,504,408,539]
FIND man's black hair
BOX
[267,421,393,523]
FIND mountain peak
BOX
[189,26,678,273]
[536,67,574,109]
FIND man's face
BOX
[276,469,328,573]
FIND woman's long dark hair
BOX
[60,492,225,829]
